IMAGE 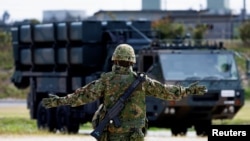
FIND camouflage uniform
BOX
[43,44,206,141]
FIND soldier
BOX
[42,44,207,141]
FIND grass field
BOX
[0,100,250,135]
[0,105,45,135]
[0,103,93,135]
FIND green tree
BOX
[151,16,185,39]
[192,24,208,39]
[188,24,209,45]
[0,29,11,48]
[239,21,250,46]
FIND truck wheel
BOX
[36,101,57,132]
[171,127,179,136]
[56,106,80,134]
[194,120,211,136]
[171,126,187,136]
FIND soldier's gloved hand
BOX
[42,94,60,108]
[185,81,207,95]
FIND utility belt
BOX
[121,119,145,128]
[103,128,144,141]
[107,118,146,133]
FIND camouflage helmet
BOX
[111,44,136,63]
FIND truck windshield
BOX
[159,53,239,80]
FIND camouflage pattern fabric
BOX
[42,64,206,140]
[185,81,206,95]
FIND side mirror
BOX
[246,59,250,78]
[221,63,231,72]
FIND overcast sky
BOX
[0,0,249,21]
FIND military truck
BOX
[139,40,248,136]
[10,20,249,136]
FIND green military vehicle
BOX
[138,40,249,136]
[10,20,249,136]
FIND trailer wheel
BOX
[56,106,80,134]
[36,101,57,132]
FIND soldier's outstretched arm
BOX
[164,82,206,99]
[145,77,207,101]
[184,81,207,95]
[42,79,105,108]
